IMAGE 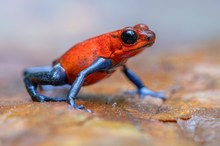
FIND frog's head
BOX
[107,23,156,61]
[120,24,155,53]
[110,24,156,59]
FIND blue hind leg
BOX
[122,66,166,100]
[23,64,67,102]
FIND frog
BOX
[23,23,165,110]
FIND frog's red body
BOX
[57,24,155,85]
[24,24,164,110]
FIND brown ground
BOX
[0,44,220,146]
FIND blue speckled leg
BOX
[23,66,54,90]
[23,66,53,76]
[24,64,67,102]
[67,58,112,110]
[122,66,166,100]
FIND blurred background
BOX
[1,0,220,59]
[0,0,220,93]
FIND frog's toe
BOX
[43,97,67,102]
[74,105,85,110]
[124,90,138,95]
[138,88,166,100]
[72,104,93,113]
[151,91,166,100]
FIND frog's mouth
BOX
[123,42,154,52]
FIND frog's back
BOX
[57,34,114,85]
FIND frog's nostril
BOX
[146,31,155,41]
[146,33,153,41]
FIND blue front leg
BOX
[67,58,112,110]
[122,66,166,100]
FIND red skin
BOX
[56,24,156,85]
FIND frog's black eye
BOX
[121,30,138,44]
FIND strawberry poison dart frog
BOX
[23,24,165,110]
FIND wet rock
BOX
[178,108,220,146]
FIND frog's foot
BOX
[72,104,85,110]
[126,87,166,100]
[44,97,67,102]
[31,94,67,102]
[67,98,92,112]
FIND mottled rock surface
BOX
[0,45,220,146]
